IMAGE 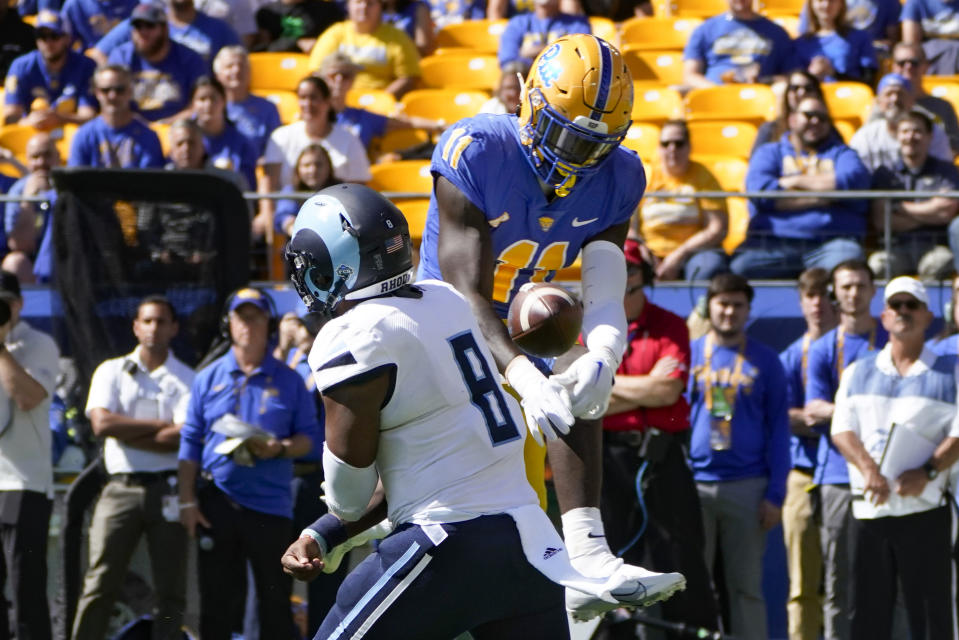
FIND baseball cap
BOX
[0,272,21,300]
[883,276,928,307]
[131,2,167,23]
[319,52,362,78]
[228,288,270,314]
[877,73,912,95]
[35,10,69,36]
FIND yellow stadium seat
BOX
[394,197,431,267]
[625,49,685,85]
[833,119,856,143]
[0,124,35,163]
[371,128,432,156]
[632,86,684,123]
[757,0,805,14]
[687,121,758,159]
[620,17,702,51]
[589,17,618,46]
[622,122,661,158]
[686,84,777,126]
[768,14,800,37]
[150,122,172,158]
[369,160,433,194]
[248,53,312,93]
[56,123,78,161]
[670,0,728,18]
[22,14,37,25]
[821,81,873,129]
[691,154,748,191]
[723,197,750,254]
[399,89,489,125]
[346,89,397,117]
[252,89,300,125]
[922,78,959,114]
[420,54,500,91]
[435,19,508,54]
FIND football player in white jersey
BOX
[279,184,683,639]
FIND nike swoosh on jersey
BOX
[571,217,599,227]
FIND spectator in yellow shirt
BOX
[634,120,729,280]
[308,0,420,99]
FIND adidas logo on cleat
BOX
[543,547,561,560]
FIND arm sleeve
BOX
[931,125,953,161]
[3,63,26,109]
[805,337,836,403]
[900,0,921,23]
[392,29,421,78]
[139,128,165,169]
[780,346,802,410]
[85,360,120,416]
[25,332,60,396]
[662,318,691,385]
[497,18,522,68]
[745,143,784,210]
[833,145,871,190]
[310,318,397,395]
[307,24,341,71]
[764,353,791,506]
[95,19,131,54]
[682,23,706,62]
[177,376,207,462]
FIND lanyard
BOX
[835,323,876,379]
[801,333,811,389]
[703,333,747,414]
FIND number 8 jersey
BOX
[416,113,646,318]
[308,280,539,526]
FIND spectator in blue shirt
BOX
[687,272,791,640]
[3,10,97,129]
[683,0,795,87]
[178,287,317,640]
[497,0,590,69]
[60,0,137,50]
[795,0,877,84]
[190,75,258,189]
[732,95,871,279]
[804,259,885,640]
[68,64,165,168]
[383,0,434,56]
[94,0,239,64]
[903,0,959,74]
[213,45,281,158]
[106,2,206,122]
[3,132,58,285]
[798,0,899,50]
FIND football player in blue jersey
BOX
[416,33,687,620]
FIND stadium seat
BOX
[625,49,685,85]
[56,123,78,161]
[922,78,959,114]
[757,0,805,14]
[252,90,299,125]
[368,160,433,194]
[150,122,172,157]
[691,154,748,191]
[371,128,432,156]
[768,14,800,37]
[399,89,489,124]
[435,19,508,54]
[821,81,874,129]
[0,124,35,163]
[685,84,777,126]
[394,197,431,262]
[346,89,398,117]
[687,121,758,159]
[619,17,702,51]
[589,17,619,46]
[632,86,684,123]
[723,197,750,254]
[670,0,728,18]
[247,53,312,92]
[833,119,856,143]
[622,122,661,158]
[420,54,500,91]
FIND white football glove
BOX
[505,356,574,446]
[551,348,617,419]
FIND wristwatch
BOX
[922,462,939,480]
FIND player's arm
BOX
[435,175,573,443]
[552,221,631,418]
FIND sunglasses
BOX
[132,20,162,30]
[36,29,63,40]
[894,58,922,67]
[96,85,128,94]
[659,139,688,148]
[787,83,814,92]
[799,110,829,121]
[888,298,922,311]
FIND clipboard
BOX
[878,422,937,482]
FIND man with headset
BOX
[178,287,318,640]
[73,294,194,640]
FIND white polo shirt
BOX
[86,347,194,474]
[832,344,959,519]
[0,321,61,496]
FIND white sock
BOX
[561,507,623,578]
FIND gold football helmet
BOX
[518,33,633,197]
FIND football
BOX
[507,283,584,358]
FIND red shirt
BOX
[602,301,691,434]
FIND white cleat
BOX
[566,565,686,622]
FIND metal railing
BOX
[1,188,951,281]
